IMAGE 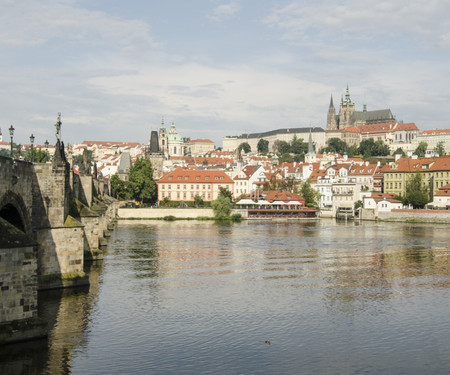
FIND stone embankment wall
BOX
[378,209,450,223]
[118,208,248,219]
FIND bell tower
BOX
[327,95,338,130]
[338,85,355,129]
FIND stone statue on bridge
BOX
[55,112,62,142]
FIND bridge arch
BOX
[0,191,32,234]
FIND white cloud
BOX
[0,0,156,47]
[264,0,450,48]
[207,1,241,22]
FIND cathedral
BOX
[327,86,395,130]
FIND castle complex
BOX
[327,85,395,130]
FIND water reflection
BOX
[1,220,449,374]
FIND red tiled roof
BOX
[186,139,215,144]
[342,127,360,133]
[260,190,305,203]
[158,167,233,184]
[420,129,450,135]
[367,193,402,204]
[435,183,450,196]
[359,122,418,134]
[387,156,450,173]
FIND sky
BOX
[1,0,450,148]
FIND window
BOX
[203,185,205,189]
[205,176,209,180]
[168,176,173,180]
[183,185,186,189]
[168,185,171,189]
[178,176,181,180]
[177,185,180,189]
[185,176,188,180]
[162,185,165,189]
[196,176,200,180]
[191,185,194,189]
[196,185,199,189]
[183,192,186,198]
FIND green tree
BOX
[278,141,291,154]
[404,173,429,209]
[257,138,269,154]
[238,142,251,153]
[325,138,348,154]
[414,141,428,157]
[358,139,390,158]
[26,147,50,163]
[73,150,93,165]
[211,195,232,218]
[291,137,308,155]
[347,144,359,158]
[194,195,204,207]
[393,147,405,157]
[218,186,233,201]
[434,141,446,156]
[111,174,130,200]
[127,158,157,204]
[300,179,320,207]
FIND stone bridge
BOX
[0,147,119,344]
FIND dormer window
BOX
[168,176,173,180]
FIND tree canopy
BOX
[323,138,348,155]
[257,138,269,154]
[414,141,428,157]
[211,194,232,218]
[238,142,251,153]
[300,179,320,207]
[358,139,390,158]
[434,141,446,156]
[404,173,430,209]
[111,157,157,204]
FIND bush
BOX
[231,213,242,222]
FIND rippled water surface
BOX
[2,220,450,374]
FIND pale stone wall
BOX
[36,227,84,276]
[378,209,450,223]
[0,245,38,323]
[118,207,247,219]
[118,208,215,218]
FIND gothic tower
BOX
[326,95,338,130]
[338,85,355,129]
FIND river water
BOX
[1,220,450,374]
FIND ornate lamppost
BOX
[9,124,14,158]
[30,133,35,162]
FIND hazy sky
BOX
[1,0,449,147]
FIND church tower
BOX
[338,85,355,129]
[158,117,168,158]
[326,95,338,130]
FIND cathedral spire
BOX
[329,94,334,108]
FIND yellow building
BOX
[383,156,450,197]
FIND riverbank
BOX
[118,207,450,223]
